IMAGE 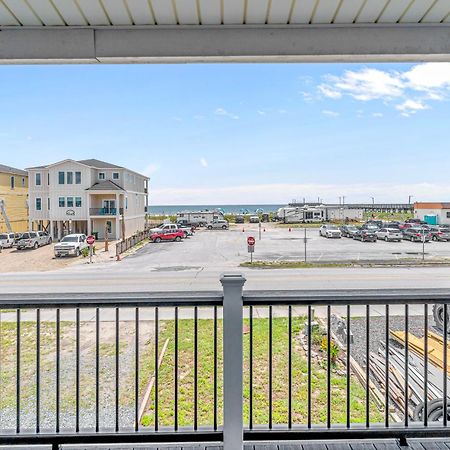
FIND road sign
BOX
[247,236,255,246]
[87,235,95,245]
[248,245,255,253]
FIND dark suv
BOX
[340,225,359,238]
[353,229,377,242]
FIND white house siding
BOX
[28,160,149,240]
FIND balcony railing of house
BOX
[1,277,450,450]
[89,208,124,216]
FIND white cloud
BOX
[372,112,383,118]
[149,182,450,205]
[322,110,339,117]
[315,63,450,116]
[193,114,205,120]
[200,157,208,168]
[395,99,428,117]
[257,110,266,116]
[215,108,239,120]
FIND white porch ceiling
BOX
[0,0,449,27]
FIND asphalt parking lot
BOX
[130,223,450,267]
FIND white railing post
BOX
[221,273,246,450]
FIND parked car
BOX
[383,221,401,229]
[150,230,184,243]
[249,216,260,223]
[340,225,359,238]
[398,222,413,230]
[37,231,52,245]
[151,223,179,233]
[207,220,229,230]
[178,225,194,238]
[54,234,88,257]
[319,224,342,238]
[17,231,42,250]
[375,228,403,242]
[13,233,23,245]
[353,229,377,242]
[361,224,380,232]
[366,220,383,228]
[235,214,245,224]
[428,226,450,241]
[406,218,427,224]
[402,227,432,242]
[0,232,15,249]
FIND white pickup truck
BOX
[150,223,193,238]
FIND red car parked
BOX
[150,230,184,243]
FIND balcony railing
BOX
[89,207,124,216]
[1,279,450,450]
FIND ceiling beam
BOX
[1,25,450,64]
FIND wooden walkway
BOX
[44,439,450,450]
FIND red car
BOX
[151,230,184,243]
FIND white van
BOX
[0,232,15,249]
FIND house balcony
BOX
[89,207,124,216]
[1,277,450,450]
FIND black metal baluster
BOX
[36,309,40,433]
[288,305,292,429]
[194,306,198,431]
[213,305,218,431]
[76,308,80,433]
[135,307,139,432]
[307,305,312,429]
[405,304,409,427]
[56,309,60,433]
[444,303,448,427]
[385,305,390,428]
[269,305,273,429]
[154,307,159,432]
[424,304,428,427]
[174,306,178,431]
[346,304,351,429]
[95,308,100,433]
[115,308,120,432]
[249,305,253,430]
[327,304,331,429]
[366,305,370,428]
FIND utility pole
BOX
[371,197,375,205]
[104,223,109,252]
[304,227,307,262]
[409,195,414,204]
[342,196,346,205]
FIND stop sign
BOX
[247,236,255,246]
[86,235,95,245]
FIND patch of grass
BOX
[275,223,323,228]
[140,317,383,428]
[241,261,353,269]
[364,212,413,221]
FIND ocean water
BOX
[148,204,283,215]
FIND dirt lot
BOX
[0,241,117,273]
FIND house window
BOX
[67,172,73,184]
[446,212,450,219]
[67,197,74,208]
[35,173,41,186]
[59,197,65,208]
[106,220,112,234]
[35,198,42,211]
[75,171,81,184]
[47,173,50,185]
[58,172,65,184]
[113,172,119,180]
[125,197,128,210]
[75,197,82,208]
[10,176,14,189]
[22,178,26,187]
[99,172,105,180]
[47,198,50,210]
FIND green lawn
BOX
[0,316,383,428]
[141,316,383,427]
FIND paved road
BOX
[1,227,450,294]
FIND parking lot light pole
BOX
[304,227,307,262]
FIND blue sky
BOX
[1,62,450,205]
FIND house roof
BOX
[415,202,450,209]
[77,159,123,170]
[86,180,125,192]
[0,164,27,177]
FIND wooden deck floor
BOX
[47,439,450,450]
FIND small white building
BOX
[414,202,450,225]
[27,159,149,240]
